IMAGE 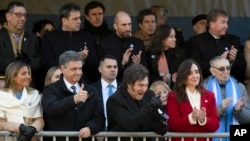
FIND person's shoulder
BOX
[43,28,61,39]
[0,27,7,34]
[224,33,240,40]
[99,33,116,43]
[190,32,209,40]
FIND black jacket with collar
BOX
[41,75,105,141]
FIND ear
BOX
[113,23,117,30]
[85,15,89,21]
[139,23,142,29]
[61,18,67,25]
[210,67,216,75]
[98,66,102,73]
[5,13,11,21]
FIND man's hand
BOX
[73,84,88,104]
[79,127,91,138]
[122,48,133,66]
[79,46,89,61]
[131,51,141,64]
[228,45,238,62]
[221,97,232,113]
[234,96,245,111]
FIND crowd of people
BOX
[0,1,250,141]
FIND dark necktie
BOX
[71,86,77,94]
[107,84,113,96]
[219,83,226,88]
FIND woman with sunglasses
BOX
[203,56,248,141]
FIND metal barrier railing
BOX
[0,131,230,141]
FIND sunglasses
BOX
[11,12,27,18]
[212,66,231,72]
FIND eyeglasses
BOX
[11,12,27,18]
[212,66,231,72]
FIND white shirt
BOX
[101,79,117,129]
[63,78,79,93]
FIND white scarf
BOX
[0,87,42,123]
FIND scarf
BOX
[3,22,24,57]
[206,76,240,141]
[158,52,169,75]
[0,87,42,123]
[84,18,109,35]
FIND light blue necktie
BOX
[107,84,113,96]
[16,91,22,100]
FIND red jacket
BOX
[166,88,219,141]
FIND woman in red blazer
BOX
[166,59,219,141]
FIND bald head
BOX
[113,11,132,38]
[114,11,130,23]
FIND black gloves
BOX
[18,124,36,141]
[141,95,162,117]
[152,109,169,135]
[149,95,162,108]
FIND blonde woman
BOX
[0,61,44,141]
[149,80,171,106]
[44,66,61,86]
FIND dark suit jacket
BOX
[41,29,100,83]
[99,33,148,82]
[41,75,105,141]
[188,31,246,82]
[0,28,40,75]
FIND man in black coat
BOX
[82,1,113,45]
[41,3,100,84]
[0,1,40,89]
[188,8,246,83]
[41,50,105,141]
[98,11,148,82]
[107,63,168,141]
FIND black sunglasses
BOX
[212,66,231,72]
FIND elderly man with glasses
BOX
[203,56,249,141]
[0,1,40,89]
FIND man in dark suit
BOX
[0,1,40,89]
[188,8,246,83]
[98,11,148,82]
[91,55,119,131]
[42,50,105,141]
[41,3,100,84]
[106,63,168,141]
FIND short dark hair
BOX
[99,54,117,65]
[84,1,105,15]
[137,8,156,24]
[6,1,24,13]
[32,19,54,33]
[192,14,207,26]
[121,64,149,88]
[59,3,80,20]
